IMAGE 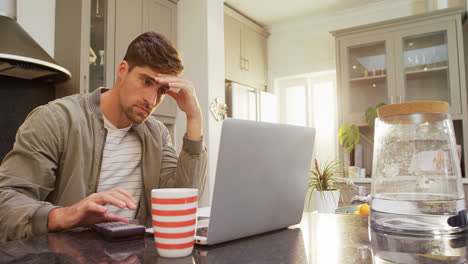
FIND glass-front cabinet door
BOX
[339,35,395,126]
[395,22,461,117]
[89,0,108,92]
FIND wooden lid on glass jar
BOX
[377,101,449,118]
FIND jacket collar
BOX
[89,87,146,136]
[89,87,106,124]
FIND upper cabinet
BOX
[332,7,467,126]
[55,0,116,98]
[55,0,178,123]
[224,5,269,90]
[114,0,178,122]
[142,0,178,121]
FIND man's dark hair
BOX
[123,31,184,75]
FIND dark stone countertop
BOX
[0,212,466,264]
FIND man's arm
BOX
[0,106,62,241]
[158,128,207,195]
[0,106,138,242]
[156,73,207,195]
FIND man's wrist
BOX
[48,207,68,232]
[186,115,203,141]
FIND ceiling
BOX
[224,0,393,27]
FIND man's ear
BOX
[117,61,129,80]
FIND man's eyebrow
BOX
[140,73,158,84]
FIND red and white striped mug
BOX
[151,188,198,258]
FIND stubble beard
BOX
[122,104,150,124]
[119,90,162,125]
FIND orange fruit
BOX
[359,203,370,216]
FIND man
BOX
[0,32,207,241]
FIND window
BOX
[276,71,337,161]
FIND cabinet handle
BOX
[398,95,402,104]
[240,57,249,71]
[389,96,394,104]
[83,74,87,94]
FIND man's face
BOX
[118,63,169,124]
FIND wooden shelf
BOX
[405,66,448,80]
[341,178,468,184]
[340,177,372,183]
[350,75,387,82]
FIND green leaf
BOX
[365,102,386,128]
[338,124,360,152]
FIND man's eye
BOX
[144,79,152,86]
[159,86,169,94]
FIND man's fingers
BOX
[155,76,182,84]
[167,82,192,92]
[88,189,137,210]
[85,202,108,214]
[92,193,128,209]
[113,187,137,204]
[109,191,136,210]
[165,89,179,100]
[156,76,193,90]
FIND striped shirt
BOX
[97,116,143,220]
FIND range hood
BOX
[0,0,71,83]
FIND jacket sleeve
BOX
[159,126,207,199]
[0,105,61,242]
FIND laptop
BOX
[195,118,315,245]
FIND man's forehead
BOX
[139,72,157,80]
[134,66,159,77]
[132,64,180,77]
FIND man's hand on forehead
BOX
[153,73,182,93]
[142,73,172,94]
[152,73,202,140]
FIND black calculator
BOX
[92,222,146,240]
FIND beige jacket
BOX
[0,88,207,242]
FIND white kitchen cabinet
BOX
[332,7,468,179]
[336,34,395,126]
[242,25,268,88]
[115,0,178,121]
[224,14,242,85]
[55,0,116,98]
[224,5,269,90]
[55,0,178,123]
[332,7,466,126]
[143,0,178,120]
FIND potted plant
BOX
[338,102,385,152]
[305,158,344,213]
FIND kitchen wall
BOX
[177,0,225,206]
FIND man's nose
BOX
[143,88,158,107]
